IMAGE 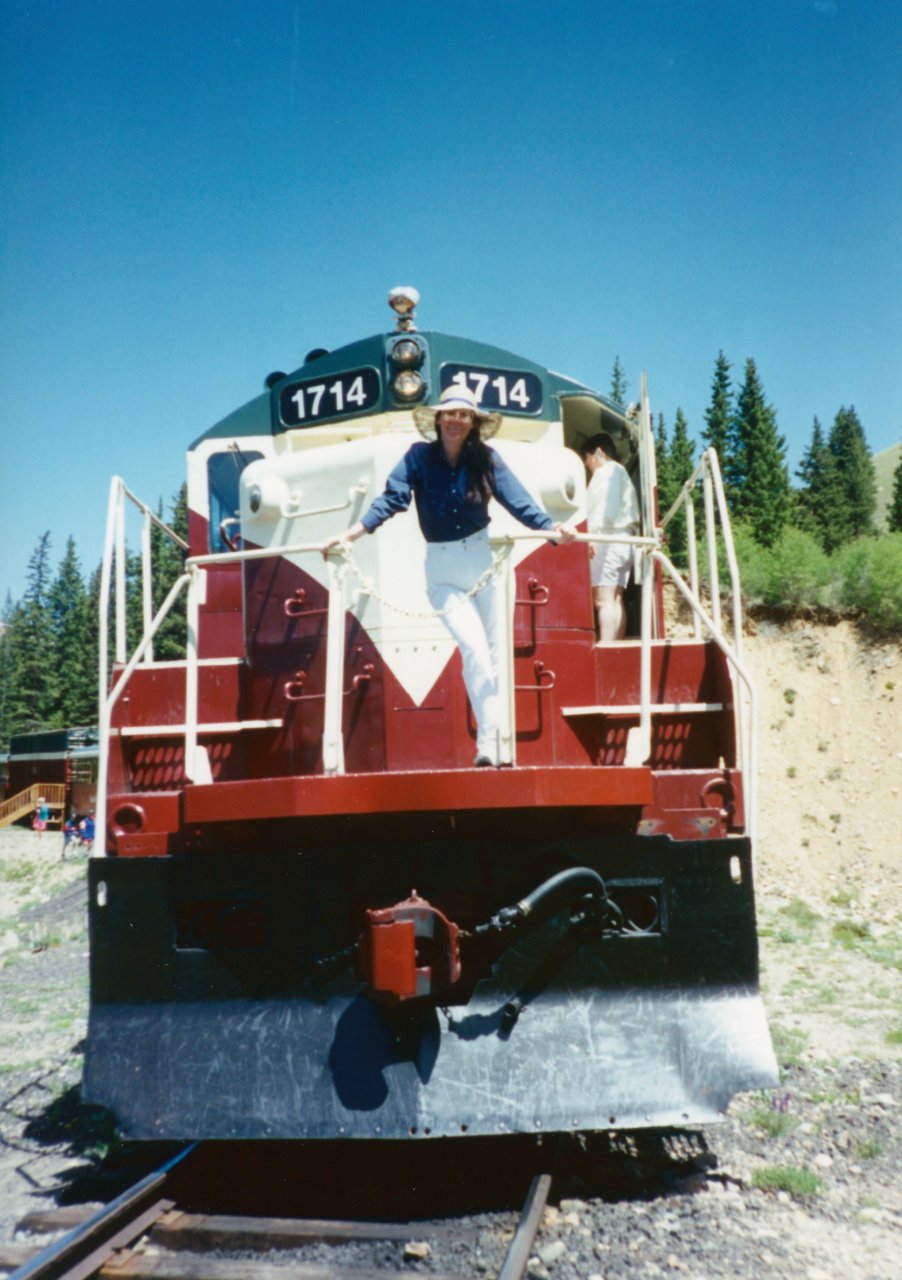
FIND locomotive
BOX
[84,288,777,1140]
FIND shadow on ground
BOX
[159,1129,720,1219]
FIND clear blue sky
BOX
[2,0,900,604]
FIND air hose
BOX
[472,866,623,940]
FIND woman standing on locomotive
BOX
[323,384,575,766]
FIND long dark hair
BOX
[436,420,495,502]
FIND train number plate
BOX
[441,364,543,414]
[278,367,381,428]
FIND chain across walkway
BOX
[336,538,507,620]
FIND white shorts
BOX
[590,540,632,589]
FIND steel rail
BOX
[12,1162,551,1280]
[497,1172,553,1280]
[9,1144,197,1280]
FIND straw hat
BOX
[413,384,502,441]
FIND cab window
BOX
[207,450,263,553]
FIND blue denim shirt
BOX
[360,441,554,543]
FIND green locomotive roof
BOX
[191,330,623,447]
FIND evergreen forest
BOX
[2,352,901,750]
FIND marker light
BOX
[391,337,422,367]
[388,285,420,332]
[393,370,425,400]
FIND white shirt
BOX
[585,459,640,534]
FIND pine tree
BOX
[48,537,94,727]
[888,446,902,534]
[654,411,671,518]
[152,485,189,660]
[124,547,145,659]
[702,351,734,481]
[665,409,696,563]
[0,592,15,749]
[610,356,628,406]
[732,359,791,547]
[654,411,696,564]
[795,417,838,550]
[7,532,55,733]
[827,406,876,548]
[84,563,104,715]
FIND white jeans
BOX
[425,531,499,762]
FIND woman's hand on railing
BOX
[552,522,578,544]
[321,522,366,559]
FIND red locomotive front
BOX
[84,289,776,1140]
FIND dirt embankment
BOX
[745,620,901,1062]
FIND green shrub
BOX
[855,1138,884,1160]
[728,521,772,601]
[753,1165,821,1196]
[699,521,770,601]
[832,918,870,946]
[761,526,832,607]
[833,534,902,629]
[688,521,902,629]
[746,1100,798,1137]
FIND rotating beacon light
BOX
[387,286,426,402]
[388,284,420,331]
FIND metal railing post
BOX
[322,555,348,776]
[703,463,721,633]
[98,479,121,734]
[184,567,200,782]
[706,449,744,663]
[685,494,702,640]
[114,483,127,665]
[633,546,654,764]
[141,509,154,663]
[705,448,751,814]
[495,544,516,767]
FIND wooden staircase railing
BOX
[0,783,67,831]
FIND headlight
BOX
[242,471,289,523]
[391,337,422,367]
[393,370,425,400]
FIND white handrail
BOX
[97,446,755,851]
[281,479,370,520]
[703,466,721,633]
[184,566,201,781]
[684,495,702,640]
[651,550,757,841]
[95,571,191,856]
[114,482,126,665]
[141,509,154,663]
[322,555,348,775]
[494,544,516,766]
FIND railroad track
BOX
[1,1147,552,1280]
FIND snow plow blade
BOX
[83,837,777,1140]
